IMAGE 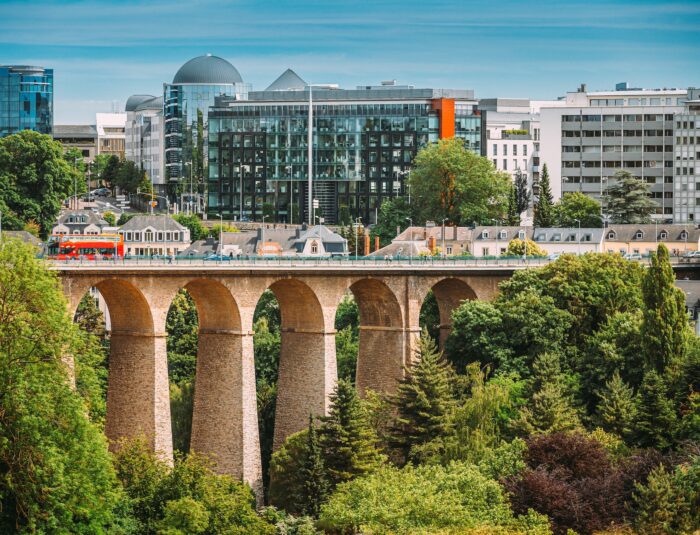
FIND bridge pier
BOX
[106,331,173,462]
[273,329,337,450]
[356,326,408,396]
[190,330,262,499]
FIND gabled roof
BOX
[472,226,533,241]
[532,227,604,243]
[393,226,472,242]
[52,124,97,138]
[294,225,346,244]
[119,215,187,232]
[56,210,107,226]
[265,69,306,91]
[369,241,430,257]
[604,224,699,242]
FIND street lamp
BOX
[306,83,337,224]
[353,217,362,258]
[441,218,448,259]
[286,164,293,224]
[574,218,581,256]
[490,219,500,258]
[260,215,268,256]
[405,217,413,264]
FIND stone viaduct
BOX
[55,263,517,497]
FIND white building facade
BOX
[539,83,690,221]
[96,112,127,159]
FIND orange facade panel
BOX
[431,98,455,139]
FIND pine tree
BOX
[514,169,531,215]
[635,370,678,449]
[506,186,519,225]
[515,352,581,435]
[319,379,383,487]
[296,416,329,517]
[390,331,455,464]
[605,170,657,223]
[642,244,690,373]
[596,371,637,439]
[534,163,554,227]
[633,465,691,534]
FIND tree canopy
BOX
[604,170,657,223]
[554,192,602,228]
[409,138,511,225]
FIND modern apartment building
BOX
[96,112,127,158]
[163,55,249,185]
[540,83,690,221]
[125,95,165,193]
[0,65,53,137]
[207,78,480,224]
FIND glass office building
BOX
[163,55,249,188]
[207,85,479,223]
[0,65,53,138]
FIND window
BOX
[523,145,527,156]
[492,144,497,156]
[482,230,489,239]
[499,230,507,239]
[518,230,526,240]
[659,231,668,239]
[503,144,508,156]
[503,159,507,170]
[482,247,490,256]
[635,231,643,239]
[446,246,452,254]
[513,145,518,156]
[311,241,318,254]
[681,230,688,240]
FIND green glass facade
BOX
[208,91,480,223]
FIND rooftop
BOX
[172,54,243,85]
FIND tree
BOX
[595,371,637,440]
[173,214,207,241]
[318,462,550,534]
[254,317,281,386]
[514,169,531,215]
[369,197,412,248]
[506,432,632,535]
[0,240,121,531]
[337,204,351,226]
[268,430,309,514]
[296,417,329,517]
[166,289,199,356]
[554,191,602,228]
[642,244,690,373]
[533,163,554,227]
[506,185,520,225]
[103,210,117,226]
[514,352,581,435]
[504,238,547,257]
[634,370,678,450]
[604,170,657,223]
[97,154,121,188]
[319,379,384,486]
[390,331,455,464]
[335,326,358,383]
[74,292,106,338]
[115,159,150,194]
[409,138,511,225]
[170,381,194,454]
[0,131,81,235]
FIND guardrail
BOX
[46,254,555,269]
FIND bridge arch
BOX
[74,278,172,462]
[262,277,336,450]
[347,278,405,396]
[421,277,478,350]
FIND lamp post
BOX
[260,215,268,256]
[574,218,581,256]
[406,217,413,264]
[490,219,500,258]
[218,212,223,256]
[353,217,362,258]
[73,157,78,209]
[306,83,337,224]
[286,164,293,224]
[441,217,447,259]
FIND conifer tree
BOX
[390,330,455,464]
[635,370,678,450]
[296,416,329,517]
[515,352,581,435]
[642,243,690,373]
[596,371,637,440]
[533,163,554,227]
[506,186,519,225]
[319,379,383,487]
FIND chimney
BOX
[364,233,370,257]
[374,236,380,252]
[428,235,436,254]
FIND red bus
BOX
[47,234,124,260]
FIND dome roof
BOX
[125,94,156,112]
[172,55,243,85]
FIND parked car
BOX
[204,254,232,262]
[547,252,562,261]
[683,250,700,258]
[92,188,111,197]
[623,252,643,261]
[82,193,95,202]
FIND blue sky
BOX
[1,0,699,123]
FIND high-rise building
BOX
[163,55,249,189]
[207,76,480,224]
[0,65,53,137]
[125,95,165,192]
[540,83,689,221]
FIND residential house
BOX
[532,227,605,254]
[471,226,533,257]
[601,224,700,256]
[676,280,700,335]
[119,215,191,256]
[292,225,348,256]
[52,210,109,235]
